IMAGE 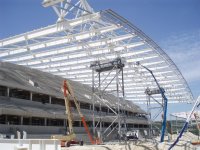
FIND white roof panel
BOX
[0,4,193,104]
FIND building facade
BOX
[0,62,148,141]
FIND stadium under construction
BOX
[0,0,199,150]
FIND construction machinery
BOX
[169,96,200,149]
[136,61,168,142]
[51,80,96,147]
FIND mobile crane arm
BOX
[136,61,168,142]
[63,80,95,144]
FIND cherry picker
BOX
[51,80,96,147]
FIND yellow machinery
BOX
[52,80,95,147]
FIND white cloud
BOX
[160,30,200,83]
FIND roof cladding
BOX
[0,1,193,104]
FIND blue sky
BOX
[0,0,200,116]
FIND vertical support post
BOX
[7,87,10,97]
[64,119,66,127]
[121,67,125,97]
[30,117,32,126]
[44,118,47,126]
[5,115,8,124]
[92,69,95,136]
[98,72,102,142]
[79,121,82,127]
[20,116,23,125]
[30,92,33,101]
[100,102,102,140]
[116,69,121,141]
[49,96,52,104]
[147,95,151,138]
[121,67,127,134]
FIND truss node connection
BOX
[0,0,194,104]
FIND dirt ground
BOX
[62,132,199,150]
[62,141,195,150]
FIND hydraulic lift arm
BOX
[136,61,168,142]
[63,81,74,134]
[63,80,95,144]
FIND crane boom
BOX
[63,80,96,144]
[136,61,168,142]
[63,80,74,134]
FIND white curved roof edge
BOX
[0,8,194,104]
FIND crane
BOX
[51,80,96,146]
[136,61,168,142]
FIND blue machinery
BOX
[137,62,200,149]
[169,96,200,149]
[136,62,168,142]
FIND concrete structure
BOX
[0,61,148,140]
[0,0,195,143]
[0,139,60,150]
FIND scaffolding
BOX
[90,57,127,142]
[145,88,165,138]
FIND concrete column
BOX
[49,96,52,104]
[29,117,32,125]
[5,115,8,124]
[20,116,23,125]
[7,87,10,97]
[64,119,66,127]
[44,118,47,126]
[30,92,33,101]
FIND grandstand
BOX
[0,61,148,140]
[0,0,194,143]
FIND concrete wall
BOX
[0,139,60,150]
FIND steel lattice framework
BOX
[0,0,193,104]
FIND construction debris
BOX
[62,132,199,150]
